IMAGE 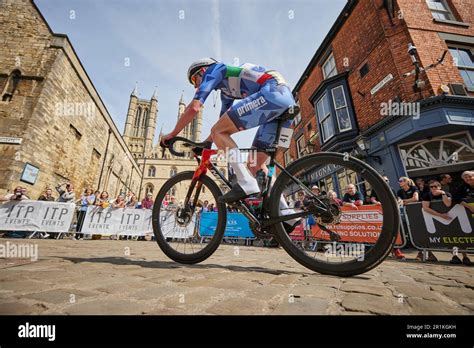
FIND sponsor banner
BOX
[81,206,153,236]
[405,201,474,251]
[311,205,404,246]
[200,212,255,238]
[158,206,195,239]
[0,201,75,233]
[289,223,305,241]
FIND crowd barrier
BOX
[1,200,472,252]
[404,201,473,252]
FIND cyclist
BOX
[161,58,300,229]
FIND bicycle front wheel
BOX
[152,171,227,264]
[269,152,399,277]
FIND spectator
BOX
[370,176,397,205]
[311,185,321,197]
[75,188,95,239]
[418,180,457,264]
[38,188,55,201]
[343,184,364,209]
[141,193,154,209]
[294,191,305,209]
[397,177,419,206]
[327,190,343,206]
[56,182,76,203]
[415,177,430,198]
[439,174,453,194]
[209,203,215,212]
[111,194,126,208]
[202,200,209,212]
[126,194,138,208]
[285,194,295,209]
[452,171,474,265]
[369,176,405,260]
[0,186,30,202]
[0,187,30,238]
[125,191,135,205]
[93,190,100,204]
[95,191,110,208]
[455,170,474,213]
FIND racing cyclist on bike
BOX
[161,58,300,229]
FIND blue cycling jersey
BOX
[194,63,288,115]
[193,62,295,149]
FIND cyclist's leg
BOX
[211,115,261,199]
[215,81,295,203]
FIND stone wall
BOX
[0,0,141,200]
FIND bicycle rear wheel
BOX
[152,171,227,264]
[269,152,399,277]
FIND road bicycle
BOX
[153,106,400,276]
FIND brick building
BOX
[279,0,473,197]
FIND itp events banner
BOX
[81,206,153,236]
[0,200,75,233]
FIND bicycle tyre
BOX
[269,152,399,277]
[152,171,227,264]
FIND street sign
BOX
[0,137,22,145]
[371,74,394,95]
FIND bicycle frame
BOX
[183,117,332,234]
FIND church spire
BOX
[179,90,185,105]
[131,82,138,97]
[151,86,158,101]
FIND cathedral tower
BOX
[123,84,158,158]
[175,92,203,157]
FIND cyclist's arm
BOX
[168,63,225,137]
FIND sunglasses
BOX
[430,186,440,189]
[191,69,203,87]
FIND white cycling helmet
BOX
[187,57,217,84]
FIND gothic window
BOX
[145,183,154,195]
[148,166,156,177]
[170,166,178,177]
[141,109,148,137]
[134,107,142,136]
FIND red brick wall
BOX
[277,0,473,166]
[398,0,474,94]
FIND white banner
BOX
[0,201,75,232]
[81,206,153,236]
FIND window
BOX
[426,0,455,21]
[284,150,292,166]
[2,69,21,102]
[148,166,156,177]
[331,86,352,132]
[360,63,369,78]
[145,184,154,195]
[322,53,337,79]
[170,166,177,177]
[449,46,474,90]
[316,94,335,141]
[296,135,306,158]
[293,111,302,125]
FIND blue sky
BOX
[36,0,346,147]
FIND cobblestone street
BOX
[0,238,472,315]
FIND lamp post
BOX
[356,136,382,164]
